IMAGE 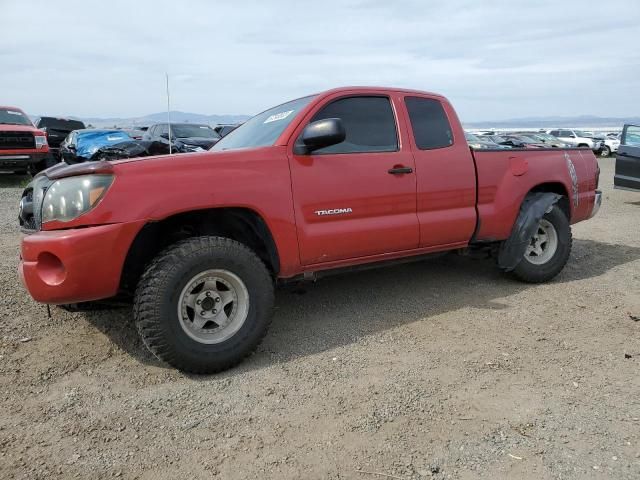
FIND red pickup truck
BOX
[1,106,51,174]
[18,87,602,373]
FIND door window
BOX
[623,125,640,146]
[309,96,398,154]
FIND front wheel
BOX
[510,205,572,283]
[134,236,274,373]
[599,146,611,157]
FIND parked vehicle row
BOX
[467,128,619,156]
[0,107,242,174]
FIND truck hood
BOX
[110,146,266,166]
[0,124,40,133]
[39,146,276,180]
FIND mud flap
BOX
[498,192,561,271]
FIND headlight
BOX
[42,175,114,223]
[34,135,48,149]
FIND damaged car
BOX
[59,129,132,163]
[143,123,221,152]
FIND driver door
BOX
[288,94,419,265]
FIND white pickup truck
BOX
[547,129,603,153]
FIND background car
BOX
[143,123,221,151]
[497,134,546,148]
[214,123,240,138]
[119,128,146,140]
[547,129,603,152]
[516,131,570,147]
[614,123,640,191]
[59,129,132,163]
[33,117,86,160]
[464,132,503,149]
[481,134,513,147]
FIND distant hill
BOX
[463,115,640,130]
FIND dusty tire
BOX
[511,205,572,283]
[133,236,274,374]
[599,146,611,157]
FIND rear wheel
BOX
[511,205,572,283]
[134,236,274,373]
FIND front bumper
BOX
[0,152,49,168]
[588,190,602,219]
[19,221,143,304]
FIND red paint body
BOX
[18,88,599,304]
[0,106,50,167]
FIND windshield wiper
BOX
[1,122,29,126]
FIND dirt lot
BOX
[0,157,638,479]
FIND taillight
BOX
[595,164,600,189]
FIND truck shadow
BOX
[81,238,640,374]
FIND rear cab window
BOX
[404,97,453,150]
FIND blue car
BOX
[59,129,132,163]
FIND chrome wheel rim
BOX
[524,219,558,265]
[177,269,249,344]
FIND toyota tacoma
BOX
[18,87,602,373]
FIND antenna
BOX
[166,73,172,154]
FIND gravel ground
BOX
[0,158,639,479]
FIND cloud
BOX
[1,0,638,121]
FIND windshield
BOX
[465,133,480,142]
[211,95,317,151]
[515,135,538,143]
[0,108,32,126]
[532,133,554,141]
[172,124,220,139]
[575,130,593,137]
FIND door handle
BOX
[388,166,413,175]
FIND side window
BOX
[404,97,453,150]
[623,125,640,146]
[158,125,167,137]
[560,130,574,137]
[549,130,559,137]
[310,96,398,154]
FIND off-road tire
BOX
[133,236,274,374]
[511,205,572,283]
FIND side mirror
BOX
[295,118,345,154]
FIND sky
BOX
[1,0,639,122]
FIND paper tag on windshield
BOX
[264,110,293,124]
[7,111,21,115]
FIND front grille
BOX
[0,131,35,149]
